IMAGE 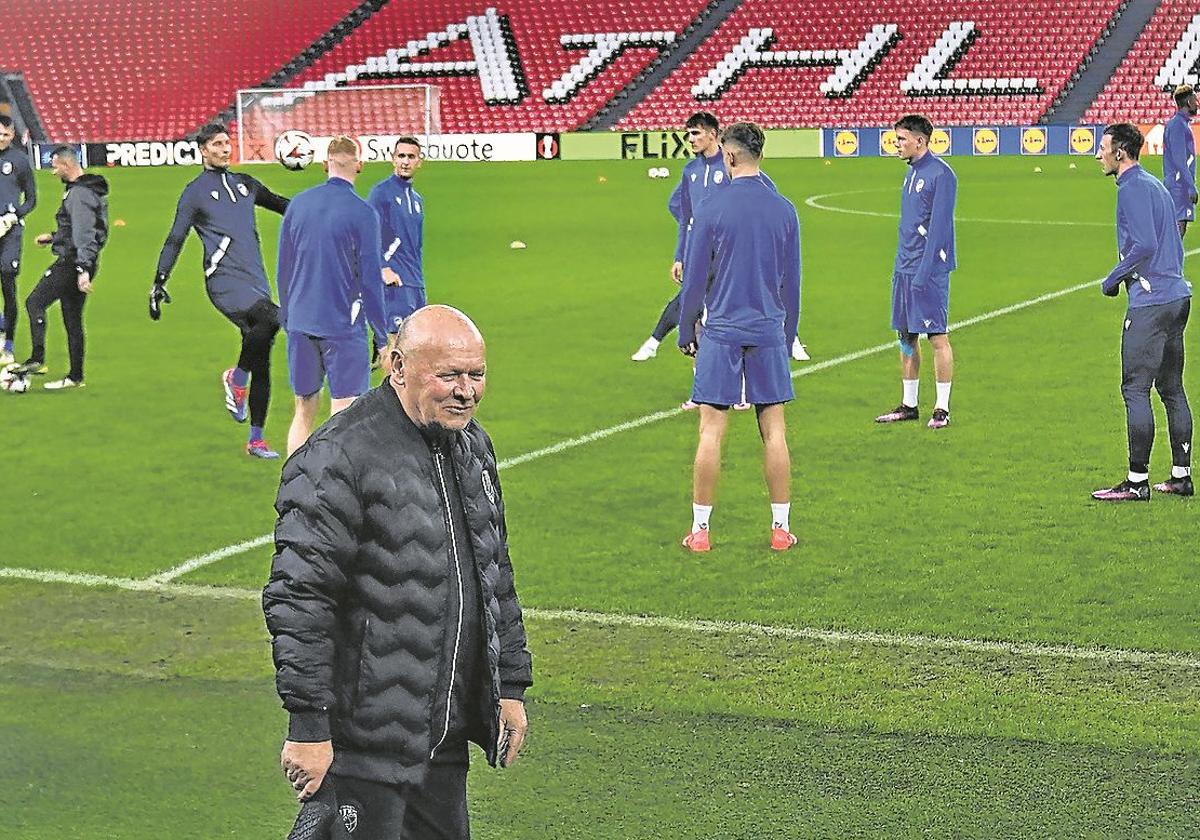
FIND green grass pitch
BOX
[3,153,1198,838]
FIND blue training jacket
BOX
[366,174,424,288]
[156,168,288,297]
[1102,164,1191,308]
[277,177,387,339]
[0,145,36,222]
[1163,110,1197,201]
[678,174,801,348]
[668,148,777,262]
[894,151,957,281]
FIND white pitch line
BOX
[2,566,1198,670]
[147,534,274,584]
[149,224,1200,585]
[804,188,1110,226]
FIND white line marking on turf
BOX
[3,566,1198,669]
[804,188,1110,226]
[147,534,274,583]
[159,247,1200,579]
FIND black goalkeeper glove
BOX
[149,275,172,321]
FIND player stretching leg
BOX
[152,123,290,459]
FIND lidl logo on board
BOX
[880,129,899,157]
[929,128,952,155]
[833,130,859,157]
[972,128,999,155]
[1070,127,1096,155]
[1021,127,1048,155]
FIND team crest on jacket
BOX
[339,804,359,833]
[713,171,724,184]
[237,182,249,197]
[481,469,496,504]
[210,190,219,200]
[1,161,10,175]
[916,179,925,193]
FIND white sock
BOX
[692,504,712,532]
[902,379,918,407]
[1128,471,1149,483]
[1173,465,1192,478]
[770,502,790,532]
[644,337,659,350]
[935,381,952,411]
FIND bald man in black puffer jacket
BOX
[264,305,532,840]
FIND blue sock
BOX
[249,426,264,443]
[231,367,250,387]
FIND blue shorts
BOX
[384,285,427,332]
[286,330,370,399]
[0,223,23,274]
[891,270,949,335]
[1169,190,1195,223]
[692,339,793,407]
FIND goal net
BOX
[235,84,441,163]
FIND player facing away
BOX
[677,122,801,552]
[13,146,106,389]
[277,136,387,456]
[630,112,808,374]
[1163,85,1198,238]
[0,114,36,367]
[1092,124,1193,501]
[152,122,290,459]
[875,114,957,429]
[367,136,425,339]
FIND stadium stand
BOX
[286,1,713,134]
[2,0,363,141]
[618,0,1123,130]
[6,0,1193,141]
[1086,3,1200,125]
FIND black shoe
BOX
[1153,475,1194,496]
[1091,479,1151,502]
[875,404,919,423]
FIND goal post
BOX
[235,84,441,163]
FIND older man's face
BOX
[400,338,487,432]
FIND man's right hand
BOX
[382,267,403,286]
[0,212,16,238]
[148,282,171,320]
[35,233,52,247]
[671,261,683,284]
[281,740,334,802]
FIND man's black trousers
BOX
[27,258,90,382]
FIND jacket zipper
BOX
[430,444,465,759]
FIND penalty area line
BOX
[1,565,1198,670]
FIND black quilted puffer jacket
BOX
[263,384,533,785]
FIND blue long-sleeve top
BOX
[678,175,801,348]
[0,145,36,219]
[366,174,424,288]
[277,178,387,339]
[1163,110,1196,199]
[1101,164,1191,307]
[668,148,779,262]
[894,151,957,282]
[155,168,288,291]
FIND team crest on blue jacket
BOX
[713,171,724,184]
[237,182,249,197]
[482,469,496,504]
[1,162,10,175]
